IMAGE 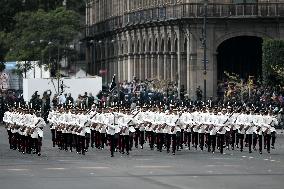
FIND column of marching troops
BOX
[3,104,279,157]
[3,107,45,156]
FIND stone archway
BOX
[216,36,263,81]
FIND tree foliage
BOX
[0,0,84,75]
[0,0,84,32]
[5,7,80,76]
[262,39,284,85]
[0,0,24,32]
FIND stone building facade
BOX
[85,0,284,99]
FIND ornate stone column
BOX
[127,31,133,82]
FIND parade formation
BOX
[4,100,279,158]
[3,107,45,156]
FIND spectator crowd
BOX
[1,76,284,128]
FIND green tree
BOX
[5,7,81,77]
[0,0,24,32]
[262,39,284,85]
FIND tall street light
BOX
[30,41,36,78]
[202,0,208,101]
[48,41,61,94]
[73,41,83,77]
[89,40,94,76]
[39,40,46,78]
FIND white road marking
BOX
[78,167,109,170]
[135,165,172,169]
[45,168,66,170]
[223,165,240,167]
[242,156,247,158]
[264,159,269,161]
[5,169,29,171]
[58,160,74,162]
[270,160,276,162]
[211,158,232,160]
[206,165,217,167]
[249,157,254,159]
[206,165,240,167]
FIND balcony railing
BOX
[86,2,284,37]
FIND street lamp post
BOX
[30,41,36,78]
[57,45,60,93]
[202,0,208,101]
[39,40,45,78]
[89,40,94,76]
[48,41,61,94]
[74,41,83,77]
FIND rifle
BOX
[223,107,242,125]
[127,111,140,125]
[153,124,159,131]
[34,119,42,127]
[174,112,183,125]
[263,119,276,134]
[218,126,224,132]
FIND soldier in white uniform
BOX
[48,109,57,147]
[209,124,217,153]
[3,106,46,156]
[165,110,179,155]
[269,110,278,149]
[3,109,13,149]
[191,108,200,150]
[216,109,229,154]
[263,110,278,153]
[236,109,247,152]
[245,109,255,153]
[106,111,117,157]
[31,116,45,156]
[252,110,262,151]
[155,108,166,151]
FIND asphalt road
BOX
[0,125,284,189]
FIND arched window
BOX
[148,40,152,52]
[161,39,164,51]
[131,43,135,53]
[137,40,140,53]
[155,39,158,52]
[167,38,171,52]
[184,38,187,52]
[125,43,128,54]
[174,38,178,52]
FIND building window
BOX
[155,39,158,52]
[137,41,140,53]
[168,39,171,52]
[161,39,164,51]
[159,7,166,19]
[184,38,187,52]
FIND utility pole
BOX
[202,0,208,101]
[57,45,60,94]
